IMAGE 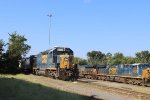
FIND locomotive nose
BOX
[147,69,150,77]
[64,57,69,66]
[142,68,150,79]
[60,55,73,69]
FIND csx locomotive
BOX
[79,64,150,86]
[21,46,78,81]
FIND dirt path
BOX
[78,78,150,95]
[13,74,139,100]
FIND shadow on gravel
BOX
[0,77,103,100]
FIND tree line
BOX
[0,32,30,73]
[74,50,150,66]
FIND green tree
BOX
[105,52,112,65]
[0,39,7,72]
[74,57,87,65]
[111,52,124,65]
[135,50,150,63]
[79,59,87,65]
[0,39,5,59]
[122,56,135,64]
[87,51,105,65]
[7,32,31,71]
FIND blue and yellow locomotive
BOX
[33,46,78,81]
[80,63,150,86]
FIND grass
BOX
[0,74,90,100]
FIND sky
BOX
[0,0,150,58]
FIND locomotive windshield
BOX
[57,51,72,55]
[56,48,73,55]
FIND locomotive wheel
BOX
[35,70,39,75]
[132,79,137,85]
[45,70,49,77]
[92,75,97,80]
[33,69,36,75]
[102,76,106,81]
[59,70,67,81]
[140,82,147,86]
[137,82,142,86]
[61,73,67,81]
[98,76,102,80]
[85,75,88,79]
[106,76,110,81]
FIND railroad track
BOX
[77,78,150,100]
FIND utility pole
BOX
[47,14,52,49]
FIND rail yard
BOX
[1,1,150,100]
[1,45,150,100]
[15,46,150,100]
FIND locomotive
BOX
[32,46,78,81]
[79,63,150,86]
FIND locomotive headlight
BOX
[64,57,69,62]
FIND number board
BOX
[57,48,64,51]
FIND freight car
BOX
[79,65,107,79]
[33,46,78,81]
[79,63,150,86]
[20,55,36,73]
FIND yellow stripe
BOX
[46,68,56,70]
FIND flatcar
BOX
[33,46,78,81]
[79,63,150,86]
